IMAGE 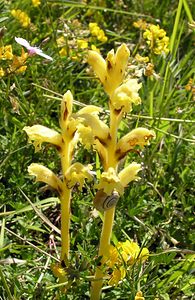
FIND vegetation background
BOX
[0,0,194,299]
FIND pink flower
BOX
[15,37,53,61]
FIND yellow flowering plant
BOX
[0,44,28,77]
[23,42,154,297]
[24,90,94,266]
[87,44,155,299]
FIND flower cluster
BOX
[88,44,155,208]
[89,22,108,42]
[103,240,149,286]
[57,21,107,60]
[0,44,28,77]
[143,24,169,55]
[11,9,31,27]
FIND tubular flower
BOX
[76,112,109,142]
[23,125,62,152]
[65,162,93,190]
[88,44,130,96]
[60,90,73,132]
[116,128,155,160]
[11,9,30,27]
[118,162,142,187]
[110,78,142,113]
[143,24,169,55]
[95,167,124,196]
[28,163,63,193]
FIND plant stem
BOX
[90,207,115,300]
[60,186,71,261]
[90,104,120,300]
[60,137,73,261]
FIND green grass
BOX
[0,0,195,299]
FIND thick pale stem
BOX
[91,104,120,300]
[60,137,73,261]
[60,187,71,261]
[90,207,115,300]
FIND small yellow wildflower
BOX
[57,36,65,47]
[89,22,107,42]
[11,9,30,27]
[0,45,13,60]
[59,47,67,57]
[0,67,5,77]
[135,53,149,63]
[143,24,169,55]
[9,48,28,74]
[133,19,148,30]
[103,241,149,286]
[185,78,194,91]
[77,39,88,49]
[32,0,41,7]
[91,44,100,53]
[135,291,145,300]
[108,267,126,286]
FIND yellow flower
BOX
[118,162,142,187]
[11,9,30,27]
[28,163,63,193]
[103,241,149,286]
[116,127,155,160]
[110,78,142,113]
[77,39,88,49]
[88,44,130,96]
[57,36,65,47]
[76,107,109,145]
[59,90,73,132]
[108,266,126,286]
[0,45,13,60]
[135,53,149,63]
[89,22,107,42]
[91,44,100,53]
[0,67,5,77]
[59,47,67,57]
[23,125,62,152]
[9,48,28,74]
[135,291,145,300]
[143,24,169,55]
[95,167,124,195]
[32,0,41,7]
[133,19,148,30]
[65,162,93,190]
